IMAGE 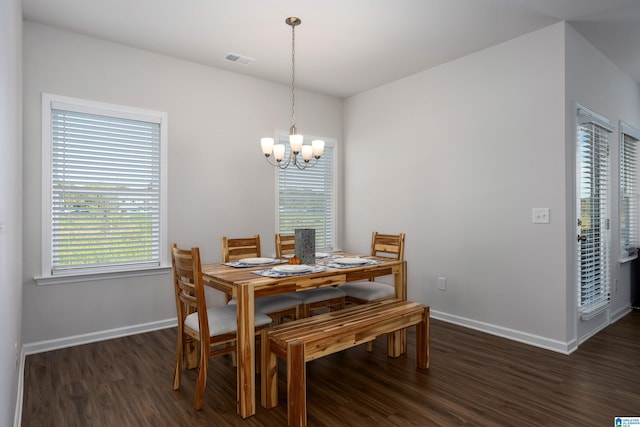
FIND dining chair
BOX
[275,233,296,258]
[221,234,261,262]
[275,233,346,318]
[222,235,300,323]
[220,234,262,304]
[171,243,273,410]
[338,232,405,350]
[339,232,405,305]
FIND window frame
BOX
[619,121,640,262]
[274,131,338,251]
[37,93,170,285]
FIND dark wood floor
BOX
[22,311,640,426]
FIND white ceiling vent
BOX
[224,53,255,65]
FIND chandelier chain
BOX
[291,22,296,131]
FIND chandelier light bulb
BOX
[301,145,313,161]
[312,140,325,158]
[261,137,274,156]
[273,144,286,161]
[289,134,303,154]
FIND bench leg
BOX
[287,340,306,427]
[261,329,278,409]
[387,330,403,357]
[416,306,430,369]
[366,340,374,352]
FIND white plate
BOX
[272,264,312,273]
[315,252,331,259]
[241,257,275,265]
[334,257,368,265]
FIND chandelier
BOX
[260,17,325,170]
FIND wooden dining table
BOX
[200,254,407,419]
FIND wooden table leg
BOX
[236,283,256,418]
[389,261,408,357]
[261,329,278,409]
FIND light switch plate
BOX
[532,208,550,224]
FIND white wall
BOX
[344,21,640,352]
[0,0,23,424]
[564,24,640,343]
[344,24,571,351]
[21,22,343,347]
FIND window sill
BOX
[34,265,172,286]
[579,302,609,320]
[618,253,638,264]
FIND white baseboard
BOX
[611,306,632,323]
[430,310,578,355]
[23,318,177,355]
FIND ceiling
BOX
[21,0,640,98]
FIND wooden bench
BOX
[260,298,430,427]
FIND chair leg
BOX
[302,304,311,318]
[194,339,209,410]
[256,334,262,375]
[186,336,198,369]
[173,332,184,390]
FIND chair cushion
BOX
[184,304,272,336]
[339,281,395,302]
[299,287,347,304]
[227,294,300,313]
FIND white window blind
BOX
[577,108,612,317]
[620,122,640,258]
[45,96,166,276]
[276,135,336,251]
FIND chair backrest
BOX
[275,233,295,258]
[221,235,261,262]
[171,244,209,338]
[370,232,405,261]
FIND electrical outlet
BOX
[533,208,550,224]
[437,276,446,291]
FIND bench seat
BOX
[261,298,429,427]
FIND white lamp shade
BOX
[273,144,286,161]
[261,137,274,155]
[312,139,325,157]
[289,134,303,153]
[301,145,313,161]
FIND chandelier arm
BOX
[263,152,293,169]
[279,152,293,169]
[294,157,319,170]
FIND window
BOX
[40,94,168,282]
[576,106,612,318]
[276,133,337,251]
[620,122,640,259]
